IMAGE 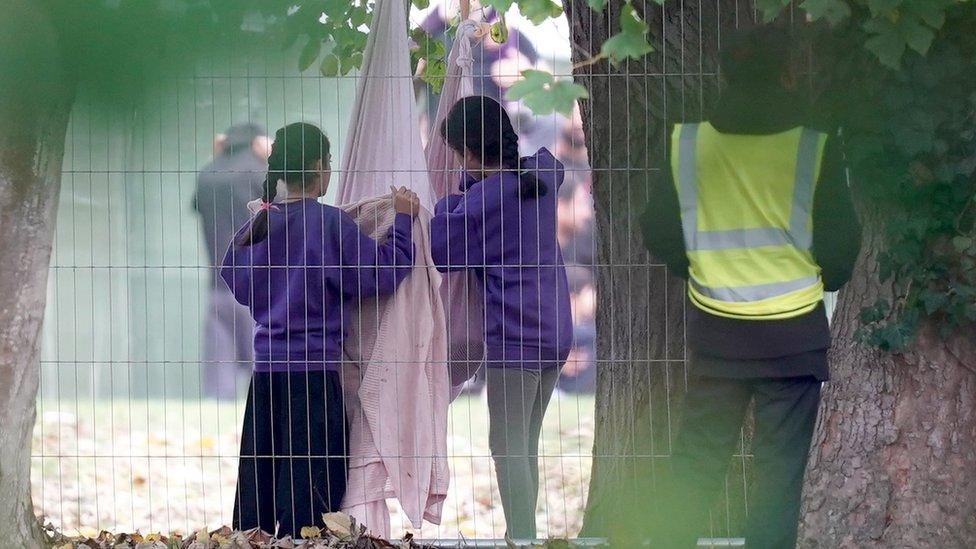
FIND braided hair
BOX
[235,122,330,247]
[440,95,547,199]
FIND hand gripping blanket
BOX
[333,0,450,536]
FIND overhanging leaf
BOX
[505,69,588,115]
[518,0,563,25]
[756,0,791,22]
[800,0,852,26]
[599,5,654,65]
[298,37,321,71]
[319,54,339,77]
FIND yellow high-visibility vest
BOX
[671,122,827,320]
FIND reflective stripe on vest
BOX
[676,123,820,252]
[673,122,826,320]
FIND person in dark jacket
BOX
[430,95,573,539]
[194,123,270,399]
[641,26,861,549]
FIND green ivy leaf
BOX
[490,20,509,44]
[412,0,430,9]
[599,5,654,65]
[321,0,347,19]
[864,25,906,69]
[586,0,608,12]
[518,0,563,25]
[902,16,935,55]
[422,57,448,94]
[953,236,974,253]
[867,0,902,18]
[319,54,340,77]
[340,52,362,76]
[298,37,321,72]
[505,69,589,115]
[800,0,852,26]
[756,0,791,22]
[349,6,370,28]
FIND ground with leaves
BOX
[32,393,594,542]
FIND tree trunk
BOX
[565,0,743,537]
[798,216,976,548]
[0,2,74,545]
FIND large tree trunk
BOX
[0,2,74,545]
[565,0,743,538]
[799,217,976,548]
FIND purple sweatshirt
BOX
[221,199,414,372]
[430,149,573,368]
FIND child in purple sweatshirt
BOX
[430,96,573,539]
[220,122,419,537]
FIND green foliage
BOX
[505,69,589,115]
[760,0,955,68]
[828,6,976,349]
[409,27,449,93]
[483,0,562,24]
[599,4,655,64]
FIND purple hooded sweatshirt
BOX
[221,199,414,372]
[430,148,573,368]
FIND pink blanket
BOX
[425,19,487,394]
[339,197,449,532]
[333,0,451,535]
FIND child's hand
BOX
[391,186,421,218]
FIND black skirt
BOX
[233,369,348,537]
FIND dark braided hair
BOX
[235,122,329,247]
[440,95,547,199]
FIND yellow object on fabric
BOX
[671,122,827,320]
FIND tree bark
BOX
[798,216,976,548]
[0,2,74,545]
[565,0,743,537]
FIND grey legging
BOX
[486,366,560,539]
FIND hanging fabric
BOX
[424,17,487,395]
[334,0,450,535]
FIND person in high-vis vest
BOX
[641,26,861,548]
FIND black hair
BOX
[719,25,793,89]
[235,122,329,247]
[440,95,547,199]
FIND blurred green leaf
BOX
[756,0,791,22]
[490,20,510,44]
[481,0,518,13]
[319,54,340,77]
[599,5,654,65]
[518,0,563,25]
[800,0,852,25]
[298,37,321,71]
[505,69,588,115]
[586,0,607,11]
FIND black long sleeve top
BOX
[640,87,862,380]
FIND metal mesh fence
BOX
[29,0,831,544]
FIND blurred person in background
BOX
[193,123,271,399]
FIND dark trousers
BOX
[233,370,348,537]
[654,375,821,549]
[486,366,561,539]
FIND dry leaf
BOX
[300,526,322,539]
[321,512,353,538]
